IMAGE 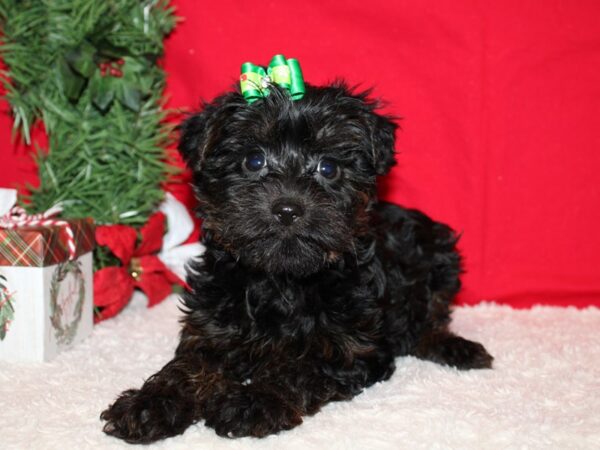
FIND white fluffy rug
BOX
[1,294,599,450]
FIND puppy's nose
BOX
[271,200,304,226]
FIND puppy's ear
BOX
[332,83,398,176]
[178,92,244,170]
[178,112,208,169]
[368,112,398,176]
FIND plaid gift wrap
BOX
[0,218,94,267]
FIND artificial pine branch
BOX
[0,0,177,227]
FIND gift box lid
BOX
[0,218,94,267]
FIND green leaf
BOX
[65,40,97,78]
[57,58,87,102]
[118,82,142,112]
[89,72,115,113]
[121,56,146,74]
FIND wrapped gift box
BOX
[0,218,95,362]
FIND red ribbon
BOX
[93,212,187,322]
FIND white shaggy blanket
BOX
[1,294,599,450]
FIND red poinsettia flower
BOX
[93,212,186,322]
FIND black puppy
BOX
[101,81,493,444]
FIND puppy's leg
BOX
[101,355,233,444]
[202,364,351,438]
[202,382,303,438]
[101,357,323,441]
[414,265,493,370]
[413,328,493,369]
[415,251,493,370]
[382,204,493,370]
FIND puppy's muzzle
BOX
[271,199,304,226]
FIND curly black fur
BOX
[101,81,493,443]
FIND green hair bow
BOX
[240,54,305,103]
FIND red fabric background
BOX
[2,0,600,307]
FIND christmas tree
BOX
[0,0,176,227]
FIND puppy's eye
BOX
[317,159,339,180]
[244,152,266,172]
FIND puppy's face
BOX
[179,83,397,276]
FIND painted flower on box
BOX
[49,261,85,345]
[0,274,16,341]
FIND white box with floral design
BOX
[0,252,94,362]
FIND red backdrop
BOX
[2,0,600,308]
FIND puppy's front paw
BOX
[203,386,303,438]
[101,388,195,444]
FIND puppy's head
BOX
[179,82,397,276]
